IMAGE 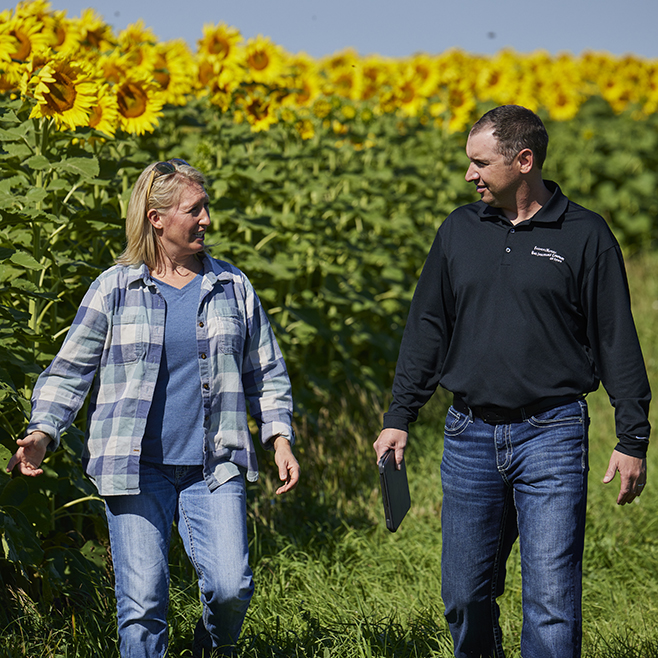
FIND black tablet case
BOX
[378,450,411,532]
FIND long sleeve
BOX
[240,276,295,448]
[27,279,108,448]
[582,245,651,457]
[383,229,455,432]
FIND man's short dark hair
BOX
[470,105,549,170]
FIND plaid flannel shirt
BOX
[28,256,294,496]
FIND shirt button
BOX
[506,247,511,253]
[203,383,209,390]
[201,353,207,359]
[198,321,204,327]
[510,228,515,233]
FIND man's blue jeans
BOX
[105,462,254,658]
[440,400,589,658]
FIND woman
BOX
[7,159,300,658]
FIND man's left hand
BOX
[603,449,647,505]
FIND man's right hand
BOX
[6,431,51,476]
[373,428,408,469]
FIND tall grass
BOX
[2,253,658,657]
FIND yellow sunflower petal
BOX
[115,73,164,135]
[27,54,99,130]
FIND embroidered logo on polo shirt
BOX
[531,246,564,263]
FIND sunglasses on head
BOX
[146,158,190,199]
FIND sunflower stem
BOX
[28,118,52,341]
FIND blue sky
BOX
[42,0,658,59]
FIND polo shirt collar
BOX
[477,180,568,225]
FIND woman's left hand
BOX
[273,436,300,494]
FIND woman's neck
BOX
[150,254,202,289]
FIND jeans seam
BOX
[494,424,513,478]
[179,501,206,599]
[490,486,513,658]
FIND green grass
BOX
[2,252,658,657]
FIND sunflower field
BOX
[1,1,658,655]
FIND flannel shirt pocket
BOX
[109,313,146,363]
[207,308,245,355]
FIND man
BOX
[373,105,650,658]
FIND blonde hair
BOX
[116,160,207,270]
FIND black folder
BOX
[378,449,411,532]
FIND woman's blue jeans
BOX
[440,400,589,658]
[105,462,254,658]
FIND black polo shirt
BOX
[383,182,651,457]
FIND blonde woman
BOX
[8,159,299,658]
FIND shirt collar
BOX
[125,254,234,289]
[477,180,568,226]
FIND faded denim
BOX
[105,462,254,658]
[440,400,589,658]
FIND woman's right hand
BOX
[6,431,51,476]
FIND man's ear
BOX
[147,208,163,229]
[517,148,534,174]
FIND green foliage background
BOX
[1,93,658,654]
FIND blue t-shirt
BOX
[141,273,205,465]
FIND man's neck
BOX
[503,180,552,225]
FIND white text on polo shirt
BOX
[531,246,564,263]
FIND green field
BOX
[2,80,658,656]
[3,253,657,658]
[236,250,658,658]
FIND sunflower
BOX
[3,12,51,62]
[610,56,648,108]
[322,48,359,74]
[389,66,427,117]
[13,0,51,19]
[12,0,76,53]
[445,82,477,133]
[280,52,321,107]
[0,26,19,64]
[287,51,315,77]
[331,119,348,135]
[281,71,322,107]
[197,22,243,62]
[199,54,244,106]
[72,8,115,52]
[48,10,83,55]
[115,73,164,135]
[244,35,286,85]
[360,56,393,101]
[578,50,611,87]
[404,53,440,97]
[295,118,315,140]
[311,98,332,119]
[97,50,131,85]
[376,90,398,115]
[642,63,658,114]
[476,50,522,105]
[117,20,159,71]
[542,81,583,121]
[151,40,195,105]
[518,50,555,112]
[324,64,363,101]
[536,54,586,119]
[88,82,119,136]
[27,54,99,130]
[237,89,279,132]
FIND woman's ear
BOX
[147,208,163,229]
